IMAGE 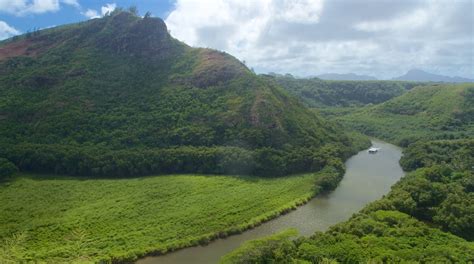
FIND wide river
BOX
[137,140,404,264]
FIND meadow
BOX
[0,172,325,262]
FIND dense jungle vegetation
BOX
[337,83,474,146]
[0,11,360,178]
[222,82,474,263]
[264,74,427,107]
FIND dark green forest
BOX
[0,11,363,178]
[264,73,427,107]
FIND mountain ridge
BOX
[392,69,473,83]
[0,10,358,177]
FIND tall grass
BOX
[0,172,326,262]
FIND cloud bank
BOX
[0,20,20,40]
[165,0,474,79]
[0,0,79,16]
[82,3,117,19]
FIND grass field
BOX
[0,172,322,263]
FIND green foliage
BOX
[225,77,474,263]
[400,139,474,171]
[365,166,474,240]
[0,158,18,178]
[264,74,426,107]
[220,229,298,264]
[0,143,354,177]
[314,165,345,192]
[0,11,357,177]
[0,232,27,263]
[0,171,336,262]
[222,210,474,263]
[336,84,474,146]
[223,159,474,262]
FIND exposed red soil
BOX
[0,39,45,62]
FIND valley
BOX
[139,140,404,264]
[220,80,474,263]
[0,7,472,264]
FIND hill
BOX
[0,11,359,177]
[263,74,425,107]
[338,83,474,146]
[317,73,377,81]
[393,69,474,83]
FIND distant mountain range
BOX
[314,69,473,83]
[392,69,473,83]
[317,73,377,81]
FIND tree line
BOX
[0,142,354,178]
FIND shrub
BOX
[0,158,18,178]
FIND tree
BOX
[128,6,138,16]
[0,158,18,178]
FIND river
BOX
[137,140,404,264]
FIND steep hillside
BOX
[339,83,474,146]
[264,74,426,107]
[0,11,358,177]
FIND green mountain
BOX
[339,83,474,146]
[263,74,426,107]
[0,11,357,177]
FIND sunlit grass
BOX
[0,172,321,262]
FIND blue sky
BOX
[0,1,174,33]
[0,0,473,79]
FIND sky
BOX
[0,0,473,79]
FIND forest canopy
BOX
[0,11,365,177]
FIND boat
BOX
[368,147,380,154]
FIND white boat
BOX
[368,147,380,154]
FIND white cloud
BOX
[166,0,323,50]
[0,0,30,14]
[61,0,79,8]
[101,3,116,16]
[0,0,59,15]
[354,9,429,32]
[0,0,79,16]
[165,0,474,79]
[278,0,323,24]
[82,8,99,19]
[28,0,60,13]
[0,20,20,40]
[82,3,116,19]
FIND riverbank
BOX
[138,140,404,264]
[220,141,474,263]
[0,170,340,263]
